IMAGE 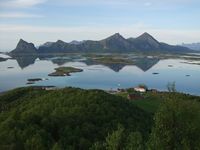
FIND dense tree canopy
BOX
[148,98,200,149]
[0,87,200,150]
[0,87,151,150]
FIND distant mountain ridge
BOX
[10,33,193,55]
[181,43,200,51]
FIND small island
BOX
[48,66,83,76]
[27,78,43,82]
[26,78,48,84]
[26,78,43,84]
[0,57,7,62]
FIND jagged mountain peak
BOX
[16,39,35,47]
[137,32,158,41]
[56,40,66,44]
[17,39,34,46]
[141,32,151,37]
[112,33,122,37]
[10,39,37,55]
[131,32,160,50]
[19,39,26,43]
[107,33,125,40]
[99,33,134,51]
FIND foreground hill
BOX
[0,87,151,150]
[10,32,192,55]
[0,87,199,149]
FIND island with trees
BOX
[48,67,83,77]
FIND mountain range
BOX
[10,32,193,55]
[181,43,200,51]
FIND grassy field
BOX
[116,90,200,113]
[116,92,162,113]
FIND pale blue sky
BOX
[0,0,200,51]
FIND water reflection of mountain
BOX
[12,55,160,72]
[12,56,37,69]
[82,57,160,72]
[0,57,8,62]
[134,57,160,72]
[83,59,125,72]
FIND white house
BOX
[134,87,146,93]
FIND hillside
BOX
[0,87,200,149]
[0,87,151,150]
[10,33,193,55]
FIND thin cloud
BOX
[144,2,152,6]
[0,23,151,33]
[0,12,44,18]
[0,0,47,8]
[60,0,198,5]
[0,24,199,44]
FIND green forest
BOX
[0,87,200,150]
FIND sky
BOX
[0,0,200,51]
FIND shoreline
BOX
[0,86,199,97]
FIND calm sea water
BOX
[0,53,200,95]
